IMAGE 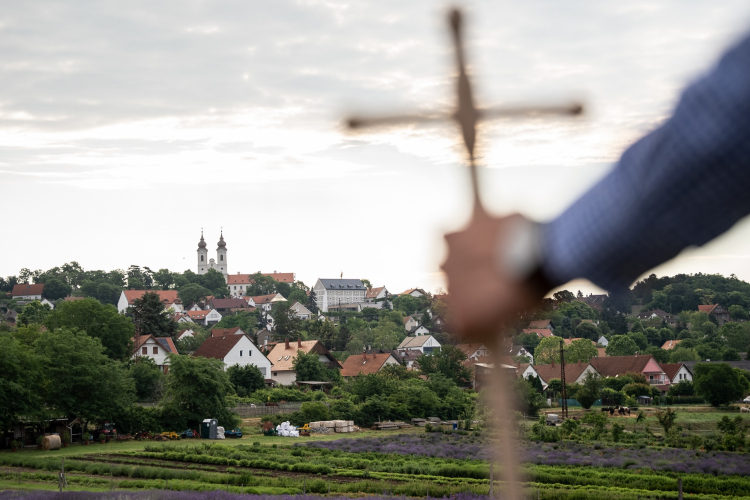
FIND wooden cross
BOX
[346,8,584,500]
[348,8,582,215]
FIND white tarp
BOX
[275,421,299,437]
[216,426,225,439]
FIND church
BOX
[197,230,228,277]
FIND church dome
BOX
[217,231,227,248]
[198,232,207,249]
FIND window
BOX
[142,347,147,355]
[273,372,278,376]
[220,255,224,261]
[201,255,204,261]
[240,350,243,357]
[153,347,158,354]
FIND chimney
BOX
[363,348,366,360]
[298,337,302,348]
[285,338,290,349]
[551,360,555,367]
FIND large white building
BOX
[197,230,228,277]
[313,279,367,312]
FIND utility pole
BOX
[559,338,568,419]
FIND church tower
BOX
[216,230,228,277]
[197,231,208,275]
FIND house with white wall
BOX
[193,333,273,378]
[290,302,313,320]
[400,288,426,298]
[313,279,366,312]
[403,316,420,332]
[397,333,441,354]
[11,283,44,300]
[661,363,693,384]
[365,286,389,302]
[185,309,222,326]
[265,339,342,385]
[132,335,178,373]
[177,329,195,340]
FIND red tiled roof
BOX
[266,340,342,371]
[186,310,207,320]
[123,290,181,305]
[193,334,245,360]
[12,283,45,297]
[211,326,242,337]
[662,339,682,350]
[660,363,687,381]
[366,286,385,299]
[523,329,554,338]
[455,343,487,357]
[249,294,282,305]
[532,362,592,384]
[341,353,396,377]
[227,273,295,285]
[211,298,250,309]
[589,355,659,378]
[529,319,551,329]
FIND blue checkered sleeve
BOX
[542,30,750,293]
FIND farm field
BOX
[3,410,750,500]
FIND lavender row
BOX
[0,492,487,500]
[304,433,750,476]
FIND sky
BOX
[2,1,750,295]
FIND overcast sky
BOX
[2,1,750,294]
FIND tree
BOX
[307,289,319,314]
[416,345,472,385]
[17,300,52,326]
[213,311,259,335]
[392,295,422,314]
[575,372,602,409]
[288,288,307,304]
[293,350,335,382]
[227,364,265,396]
[553,290,575,303]
[35,328,135,423]
[668,380,695,396]
[656,408,677,433]
[0,332,43,430]
[244,272,278,296]
[558,301,596,320]
[152,269,175,290]
[729,304,749,320]
[45,298,135,360]
[567,339,599,363]
[721,321,750,351]
[534,336,565,364]
[162,354,239,428]
[272,301,303,338]
[128,357,165,401]
[694,363,749,406]
[576,321,600,341]
[605,335,639,357]
[197,269,228,297]
[177,283,211,309]
[42,278,72,300]
[513,377,546,416]
[361,279,372,290]
[128,291,178,337]
[669,346,700,363]
[628,331,648,351]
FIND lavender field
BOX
[304,432,750,477]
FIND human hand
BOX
[441,210,548,344]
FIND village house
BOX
[590,355,670,391]
[400,288,426,298]
[117,290,183,314]
[176,329,195,340]
[210,298,253,314]
[132,335,178,373]
[509,346,533,364]
[246,293,286,312]
[407,325,430,336]
[265,339,342,385]
[185,308,222,326]
[576,293,608,312]
[403,315,420,331]
[313,279,367,312]
[397,332,441,355]
[660,363,693,384]
[365,286,389,302]
[698,304,730,326]
[456,343,492,359]
[528,319,553,331]
[523,328,554,338]
[11,283,44,300]
[597,336,609,346]
[193,333,273,378]
[227,272,295,297]
[394,349,422,369]
[211,326,245,337]
[637,309,678,327]
[290,301,313,320]
[522,362,600,389]
[341,351,400,378]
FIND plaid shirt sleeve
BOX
[541,31,750,293]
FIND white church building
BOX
[197,230,228,277]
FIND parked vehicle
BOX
[180,429,197,438]
[225,428,243,438]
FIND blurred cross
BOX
[346,8,584,500]
[347,8,582,215]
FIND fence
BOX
[231,402,306,418]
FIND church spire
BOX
[198,230,207,249]
[217,228,226,249]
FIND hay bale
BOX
[334,420,347,428]
[42,435,61,451]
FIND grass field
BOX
[2,406,749,499]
